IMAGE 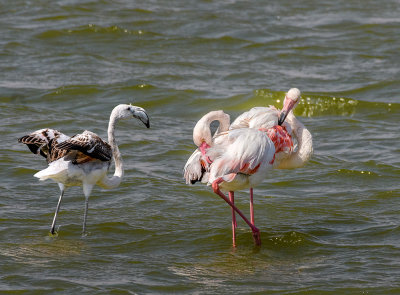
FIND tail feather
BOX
[34,158,69,181]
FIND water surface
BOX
[1,0,399,294]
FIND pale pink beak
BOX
[278,96,297,125]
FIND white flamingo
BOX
[184,110,282,246]
[18,104,150,235]
[184,88,308,185]
[184,89,313,246]
[230,88,313,169]
[229,88,313,236]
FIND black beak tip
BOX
[278,112,286,126]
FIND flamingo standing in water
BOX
[184,88,312,246]
[228,88,313,244]
[184,110,290,246]
[18,104,150,235]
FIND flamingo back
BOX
[229,107,279,130]
[207,128,275,191]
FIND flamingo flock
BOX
[19,88,312,247]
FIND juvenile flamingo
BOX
[18,104,150,235]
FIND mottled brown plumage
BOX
[18,129,113,164]
[18,128,69,163]
[18,104,150,235]
[56,131,112,162]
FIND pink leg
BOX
[212,178,261,246]
[229,191,237,228]
[249,188,255,226]
[229,191,237,247]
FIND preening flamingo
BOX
[184,110,278,246]
[18,104,150,235]
[229,88,312,243]
[184,88,312,246]
[230,88,313,169]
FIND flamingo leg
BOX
[250,188,255,226]
[229,191,237,247]
[229,191,237,228]
[50,186,65,235]
[212,178,261,246]
[82,184,93,236]
[82,197,89,235]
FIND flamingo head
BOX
[193,110,230,147]
[278,88,301,126]
[113,104,150,128]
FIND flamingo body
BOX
[207,128,275,192]
[27,130,112,186]
[34,157,109,187]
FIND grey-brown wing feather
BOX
[18,128,70,163]
[56,131,112,162]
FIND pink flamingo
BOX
[184,89,312,246]
[184,110,279,246]
[229,88,313,237]
[230,88,313,170]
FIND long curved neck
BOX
[193,110,230,147]
[99,112,124,189]
[277,112,313,169]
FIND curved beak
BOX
[278,96,296,126]
[132,106,150,128]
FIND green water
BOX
[1,0,399,294]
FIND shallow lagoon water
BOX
[1,0,399,294]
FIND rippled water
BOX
[1,0,399,294]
